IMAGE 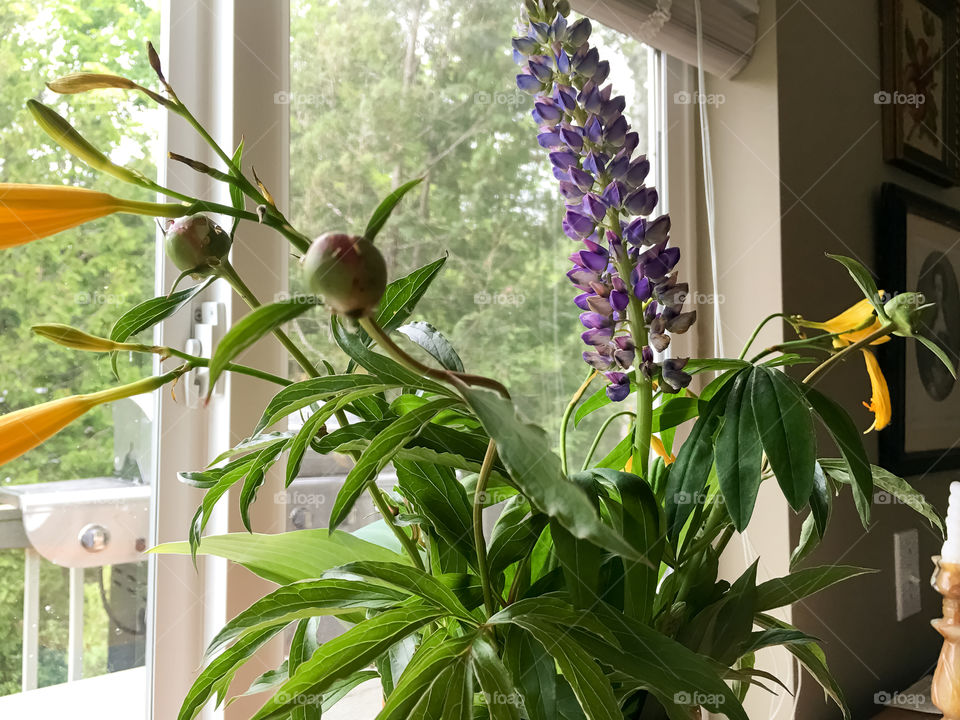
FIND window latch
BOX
[183,301,225,408]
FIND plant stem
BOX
[802,324,893,386]
[738,313,791,360]
[581,412,635,471]
[474,439,499,616]
[216,260,319,378]
[358,317,510,398]
[368,483,425,571]
[559,370,597,475]
[162,348,292,386]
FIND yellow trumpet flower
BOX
[810,297,893,433]
[0,369,183,466]
[0,183,183,248]
[861,349,891,433]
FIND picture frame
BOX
[880,0,960,186]
[879,183,960,474]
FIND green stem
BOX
[368,483,425,572]
[162,348,292,386]
[559,370,597,475]
[474,439,499,617]
[739,313,791,360]
[216,260,319,378]
[802,323,894,385]
[581,412,635,471]
[358,317,510,398]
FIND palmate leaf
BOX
[754,613,850,719]
[819,458,944,534]
[715,369,763,531]
[151,528,411,585]
[462,386,646,563]
[109,279,213,376]
[755,565,876,612]
[207,299,317,395]
[250,606,445,720]
[803,387,872,526]
[328,397,461,530]
[750,366,816,511]
[205,578,409,657]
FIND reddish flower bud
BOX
[302,232,387,317]
[163,215,231,276]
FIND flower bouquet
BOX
[1,1,952,719]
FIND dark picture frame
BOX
[879,184,960,474]
[880,0,960,186]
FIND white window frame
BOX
[145,5,697,720]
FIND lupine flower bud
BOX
[302,232,387,317]
[164,215,232,276]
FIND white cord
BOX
[694,0,724,357]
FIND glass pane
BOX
[0,0,161,706]
[288,0,654,473]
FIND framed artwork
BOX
[880,0,960,186]
[879,184,960,474]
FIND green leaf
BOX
[364,177,423,242]
[397,321,464,372]
[331,316,450,394]
[684,358,751,374]
[179,623,287,720]
[738,628,818,656]
[208,432,295,467]
[250,606,444,720]
[473,635,522,720]
[395,460,475,566]
[663,374,738,540]
[462,386,647,563]
[826,253,887,320]
[716,369,764,531]
[755,613,850,719]
[750,367,816,512]
[651,396,700,432]
[151,528,411,585]
[808,462,832,538]
[327,561,474,622]
[238,439,289,532]
[916,334,958,379]
[755,565,876,612]
[229,138,245,239]
[378,633,476,719]
[493,618,620,720]
[820,459,944,534]
[804,387,872,526]
[503,626,556,720]
[487,497,547,579]
[374,256,447,336]
[205,578,409,657]
[255,374,389,433]
[289,618,322,720]
[207,300,316,396]
[328,397,460,530]
[790,512,820,570]
[109,279,212,376]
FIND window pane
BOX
[0,0,160,704]
[288,0,654,466]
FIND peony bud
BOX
[163,214,232,277]
[302,233,387,317]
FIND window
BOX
[0,0,160,708]
[287,0,659,470]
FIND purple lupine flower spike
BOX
[515,0,696,399]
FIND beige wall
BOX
[700,0,958,718]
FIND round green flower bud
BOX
[163,214,232,277]
[883,291,934,337]
[302,233,387,317]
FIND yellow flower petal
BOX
[0,183,183,248]
[651,434,676,465]
[815,296,891,346]
[861,349,891,433]
[0,370,183,467]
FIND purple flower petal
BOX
[593,60,611,85]
[600,181,623,208]
[624,187,658,216]
[559,126,583,150]
[607,153,630,180]
[568,18,592,45]
[604,372,631,402]
[609,289,629,311]
[538,131,563,148]
[583,149,605,174]
[582,327,614,345]
[583,350,614,370]
[517,73,543,93]
[564,209,596,237]
[626,156,651,186]
[549,150,578,171]
[604,115,628,145]
[584,115,604,143]
[536,101,563,122]
[624,217,646,245]
[559,181,585,200]
[582,193,607,222]
[580,311,612,329]
[567,167,594,191]
[513,36,539,55]
[567,266,599,289]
